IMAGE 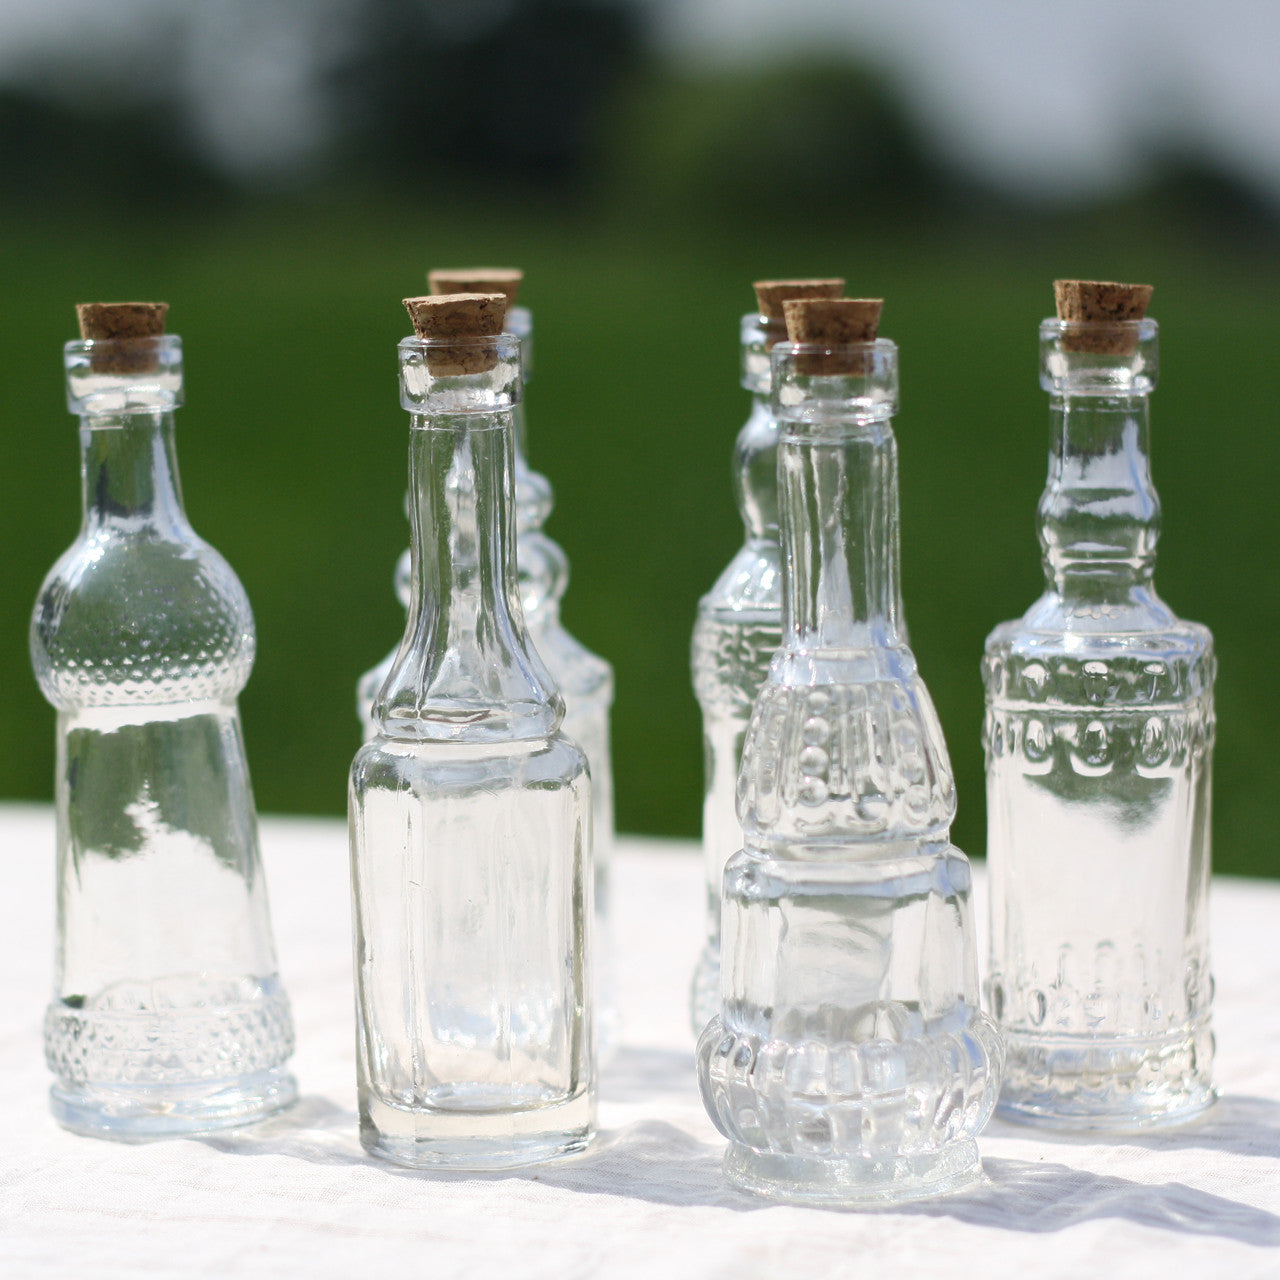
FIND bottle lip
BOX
[1039,317,1158,393]
[398,331,522,414]
[64,332,182,363]
[740,312,782,393]
[772,336,897,358]
[504,304,532,341]
[771,338,899,418]
[1040,316,1158,345]
[64,334,184,415]
[398,330,519,353]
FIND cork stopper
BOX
[428,268,523,307]
[754,279,845,321]
[75,302,169,374]
[753,278,844,350]
[403,292,508,375]
[1054,279,1153,354]
[783,297,883,374]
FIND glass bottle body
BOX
[349,335,594,1169]
[31,337,295,1137]
[984,319,1215,1128]
[697,342,1001,1206]
[690,317,784,1033]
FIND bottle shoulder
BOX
[691,597,781,715]
[733,399,778,455]
[31,530,254,709]
[351,732,588,796]
[526,614,614,698]
[984,594,1213,709]
[987,588,1211,648]
[698,540,783,616]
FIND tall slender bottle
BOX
[984,280,1215,1128]
[31,303,296,1138]
[690,278,843,1033]
[358,268,616,1043]
[698,299,1001,1206]
[350,293,593,1170]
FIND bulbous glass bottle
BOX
[31,314,296,1138]
[984,296,1215,1128]
[349,312,593,1170]
[690,281,843,1034]
[697,319,1002,1207]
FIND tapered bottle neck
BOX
[1039,392,1160,599]
[408,410,520,636]
[501,305,570,620]
[65,333,190,538]
[375,332,559,741]
[735,395,780,541]
[1036,317,1162,604]
[78,411,189,536]
[736,313,784,542]
[772,340,903,653]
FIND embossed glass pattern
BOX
[697,336,1002,1206]
[349,329,594,1170]
[31,332,296,1138]
[689,312,784,1032]
[984,316,1216,1128]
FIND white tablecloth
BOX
[3,803,1280,1278]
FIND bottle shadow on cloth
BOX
[914,1157,1280,1245]
[192,1082,1280,1236]
[193,1095,744,1210]
[984,1093,1280,1161]
[189,1046,741,1210]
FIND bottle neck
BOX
[511,411,570,619]
[735,393,780,541]
[1039,392,1160,600]
[375,407,559,740]
[779,413,903,651]
[79,410,188,536]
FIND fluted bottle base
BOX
[359,1087,594,1170]
[724,1139,984,1208]
[50,1067,297,1140]
[997,1026,1215,1131]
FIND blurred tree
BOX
[603,60,944,227]
[0,88,226,211]
[329,0,643,191]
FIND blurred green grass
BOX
[1,196,1276,878]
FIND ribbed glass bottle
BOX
[31,305,296,1138]
[690,279,842,1034]
[349,297,593,1170]
[698,303,1001,1206]
[984,282,1215,1128]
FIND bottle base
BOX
[359,1086,595,1171]
[723,1139,984,1209]
[997,1084,1217,1132]
[997,1027,1215,1131]
[50,1067,298,1140]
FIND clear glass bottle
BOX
[698,300,1002,1207]
[690,278,843,1034]
[358,279,616,1045]
[31,303,296,1138]
[349,294,594,1170]
[984,281,1215,1128]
